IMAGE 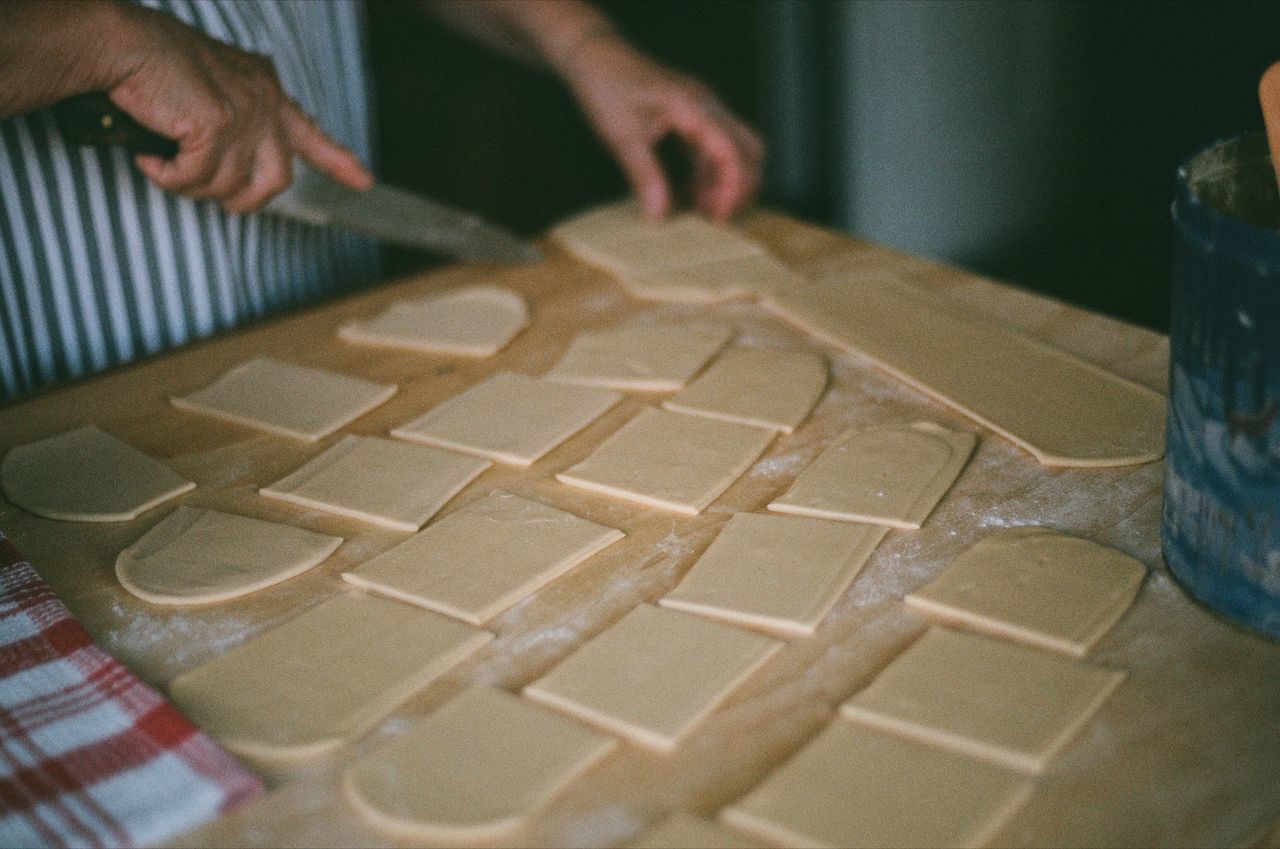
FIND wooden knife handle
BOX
[51,92,179,160]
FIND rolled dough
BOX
[1,425,194,522]
[660,512,887,638]
[115,506,342,605]
[343,492,624,625]
[544,321,733,392]
[337,285,527,357]
[622,252,808,304]
[768,422,976,529]
[905,527,1147,657]
[260,435,490,532]
[344,687,616,844]
[556,408,775,516]
[840,627,1125,774]
[524,604,782,752]
[630,812,764,849]
[171,356,396,442]
[760,274,1166,467]
[722,719,1032,849]
[169,593,492,760]
[662,348,828,433]
[391,371,622,466]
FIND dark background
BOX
[368,0,1280,333]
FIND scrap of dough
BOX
[760,273,1166,467]
[1,425,194,522]
[660,513,887,638]
[343,492,623,625]
[116,506,342,605]
[392,371,621,466]
[524,604,781,752]
[344,687,616,845]
[260,435,490,532]
[768,422,976,529]
[556,408,775,516]
[722,719,1032,849]
[544,321,734,392]
[169,593,492,760]
[171,356,396,442]
[337,285,527,357]
[905,527,1147,657]
[662,348,828,433]
[840,627,1125,774]
[630,812,764,849]
[621,253,808,305]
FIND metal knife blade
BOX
[51,91,542,264]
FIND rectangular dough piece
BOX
[343,492,624,626]
[260,435,491,532]
[760,274,1166,467]
[660,513,887,638]
[337,285,527,357]
[557,209,763,276]
[621,252,809,304]
[722,719,1032,849]
[662,348,828,433]
[170,356,397,442]
[556,408,775,516]
[391,371,622,466]
[344,687,616,845]
[768,422,976,529]
[169,593,492,760]
[904,527,1147,657]
[524,604,782,752]
[630,812,765,849]
[839,627,1125,774]
[544,321,734,392]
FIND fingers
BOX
[612,134,671,220]
[667,94,763,221]
[283,100,374,191]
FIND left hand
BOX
[560,33,763,222]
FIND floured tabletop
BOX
[0,211,1276,847]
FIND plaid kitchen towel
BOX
[0,532,262,848]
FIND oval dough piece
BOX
[338,285,527,357]
[663,348,828,433]
[1,425,194,522]
[116,506,342,605]
[769,422,975,529]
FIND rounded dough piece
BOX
[338,285,528,356]
[116,506,342,605]
[1,425,195,522]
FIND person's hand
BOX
[104,3,372,212]
[1260,61,1280,191]
[560,33,763,222]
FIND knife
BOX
[51,92,542,264]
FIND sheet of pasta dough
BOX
[116,506,341,605]
[544,321,733,392]
[343,492,624,625]
[840,627,1125,773]
[556,408,774,516]
[169,593,492,760]
[622,252,808,304]
[906,527,1147,657]
[344,687,616,844]
[768,422,975,529]
[662,348,828,433]
[392,371,621,466]
[171,356,396,441]
[260,435,490,532]
[661,512,887,637]
[338,285,527,356]
[761,274,1165,467]
[1,425,194,522]
[723,720,1032,849]
[630,812,764,849]
[524,604,781,752]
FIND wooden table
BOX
[1,212,1277,848]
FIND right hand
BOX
[105,3,373,213]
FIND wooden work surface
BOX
[1,212,1277,848]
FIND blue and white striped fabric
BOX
[0,0,379,401]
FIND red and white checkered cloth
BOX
[0,532,262,848]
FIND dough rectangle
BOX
[169,593,492,760]
[337,285,527,357]
[556,408,775,516]
[343,492,624,625]
[260,435,491,532]
[523,604,782,752]
[391,371,622,466]
[544,321,733,392]
[661,348,828,433]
